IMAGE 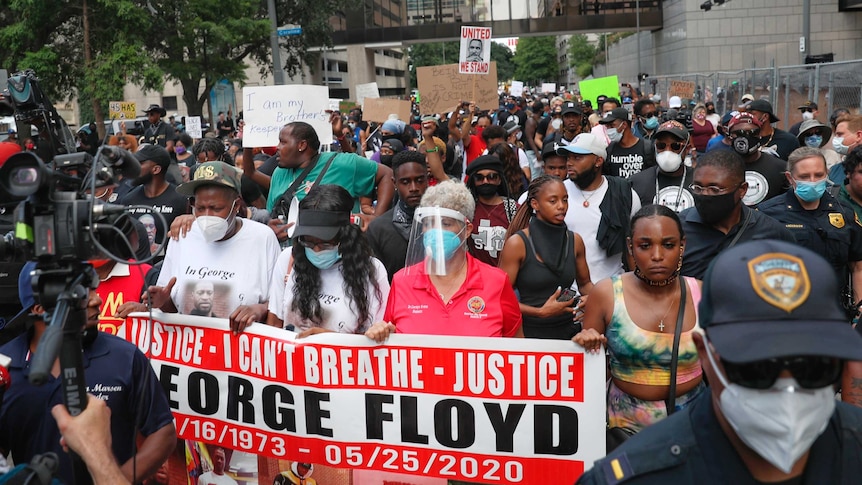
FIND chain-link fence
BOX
[644,59,862,131]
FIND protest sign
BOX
[363,98,412,123]
[122,311,606,484]
[668,80,696,100]
[578,76,620,107]
[417,62,498,116]
[541,83,557,94]
[510,81,524,97]
[241,85,331,147]
[460,26,492,74]
[185,116,202,139]
[356,82,380,106]
[108,101,136,120]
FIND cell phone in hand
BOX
[557,288,580,303]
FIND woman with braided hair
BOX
[498,174,592,339]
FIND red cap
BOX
[727,112,763,129]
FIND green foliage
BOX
[407,42,460,88]
[490,42,515,83]
[513,36,558,86]
[568,34,597,69]
[576,63,593,79]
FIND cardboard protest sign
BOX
[417,62,498,116]
[363,98,413,123]
[122,311,607,484]
[510,81,524,97]
[241,85,331,147]
[459,26,492,74]
[108,101,136,120]
[579,76,620,107]
[356,82,380,106]
[668,80,696,100]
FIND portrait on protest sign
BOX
[459,26,492,74]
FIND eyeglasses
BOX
[296,236,338,251]
[655,141,685,152]
[804,130,823,137]
[722,356,842,390]
[473,173,500,183]
[689,183,742,196]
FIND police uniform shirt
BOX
[577,391,862,484]
[758,191,862,282]
[679,205,796,280]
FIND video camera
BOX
[0,70,146,485]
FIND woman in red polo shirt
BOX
[365,180,523,340]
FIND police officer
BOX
[758,146,862,315]
[578,239,862,484]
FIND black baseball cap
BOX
[560,102,582,116]
[134,144,171,169]
[294,209,350,241]
[699,240,862,363]
[746,99,779,123]
[599,107,630,124]
[542,141,563,159]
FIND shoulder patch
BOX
[602,454,634,485]
[829,213,845,229]
[856,212,862,228]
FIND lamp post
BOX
[636,0,641,92]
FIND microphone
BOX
[0,353,11,392]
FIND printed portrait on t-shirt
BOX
[183,280,230,318]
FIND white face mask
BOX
[196,201,237,243]
[703,340,835,474]
[801,111,814,121]
[606,127,622,143]
[551,118,562,130]
[656,150,683,173]
[833,136,850,155]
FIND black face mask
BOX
[707,108,716,114]
[380,154,394,167]
[571,165,598,190]
[693,191,738,224]
[475,183,500,198]
[731,135,761,156]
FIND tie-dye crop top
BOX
[605,275,703,386]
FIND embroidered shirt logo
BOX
[467,296,486,314]
[747,253,811,312]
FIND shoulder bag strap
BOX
[310,153,337,187]
[666,277,688,416]
[274,155,320,216]
[726,206,753,249]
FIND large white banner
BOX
[122,311,606,484]
[241,85,331,148]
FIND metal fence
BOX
[643,59,862,131]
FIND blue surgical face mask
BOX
[804,135,823,148]
[305,246,341,270]
[833,136,849,155]
[644,116,660,130]
[423,228,463,262]
[794,179,827,203]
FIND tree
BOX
[568,34,597,79]
[490,42,515,82]
[408,42,460,88]
[513,36,558,86]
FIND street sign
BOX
[278,27,302,37]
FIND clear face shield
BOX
[404,206,470,276]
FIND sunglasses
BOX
[800,108,813,113]
[296,236,338,251]
[473,173,501,183]
[722,356,842,390]
[655,141,685,151]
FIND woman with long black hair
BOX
[267,184,389,335]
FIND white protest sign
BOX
[328,98,342,112]
[510,81,524,97]
[121,311,607,484]
[242,85,331,147]
[541,83,557,94]
[459,26,492,74]
[356,82,380,107]
[185,116,202,139]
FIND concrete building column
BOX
[347,45,376,100]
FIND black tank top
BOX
[514,230,577,340]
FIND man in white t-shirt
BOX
[558,133,641,283]
[148,161,281,332]
[198,447,237,485]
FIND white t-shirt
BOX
[157,219,281,317]
[268,253,390,334]
[563,177,641,284]
[198,471,238,485]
